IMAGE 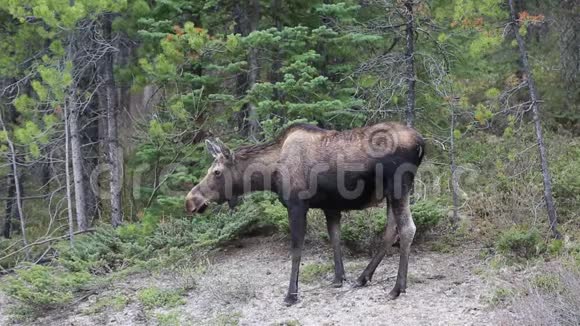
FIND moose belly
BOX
[307,171,385,210]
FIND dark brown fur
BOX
[186,122,424,305]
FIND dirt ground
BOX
[1,236,510,325]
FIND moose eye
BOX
[213,170,222,176]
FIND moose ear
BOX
[215,138,234,161]
[205,139,221,158]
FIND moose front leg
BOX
[285,201,308,306]
[323,209,346,287]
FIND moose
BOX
[185,122,425,305]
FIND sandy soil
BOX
[1,237,508,325]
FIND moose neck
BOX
[234,143,281,195]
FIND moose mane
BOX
[234,123,324,160]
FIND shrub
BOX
[411,199,446,235]
[496,227,545,259]
[0,264,92,309]
[55,226,139,274]
[341,199,445,254]
[547,239,564,256]
[137,287,185,309]
[342,208,386,255]
[551,142,580,222]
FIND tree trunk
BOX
[508,0,561,238]
[64,95,75,245]
[270,0,283,103]
[247,0,261,139]
[449,105,460,225]
[83,99,101,222]
[556,0,579,115]
[69,101,88,230]
[3,170,15,238]
[233,0,261,139]
[0,111,30,258]
[99,14,123,227]
[403,0,416,128]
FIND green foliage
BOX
[55,226,136,274]
[137,287,185,309]
[0,264,92,309]
[342,208,386,255]
[547,239,564,256]
[341,199,445,254]
[496,227,545,259]
[411,199,446,234]
[551,141,580,221]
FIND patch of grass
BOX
[498,262,580,325]
[165,258,209,291]
[430,241,452,253]
[273,320,301,326]
[84,293,129,315]
[300,262,333,283]
[531,274,563,294]
[156,310,181,326]
[211,312,242,326]
[489,254,508,269]
[205,274,256,305]
[489,287,514,306]
[137,287,185,309]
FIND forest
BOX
[0,0,578,325]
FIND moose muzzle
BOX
[185,187,209,214]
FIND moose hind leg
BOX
[285,201,308,306]
[324,209,345,287]
[355,204,398,287]
[388,193,416,300]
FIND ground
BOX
[0,236,511,326]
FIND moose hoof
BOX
[331,278,344,288]
[387,288,404,300]
[284,294,298,306]
[354,276,370,288]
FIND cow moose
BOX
[185,122,425,305]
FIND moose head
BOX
[185,139,239,214]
